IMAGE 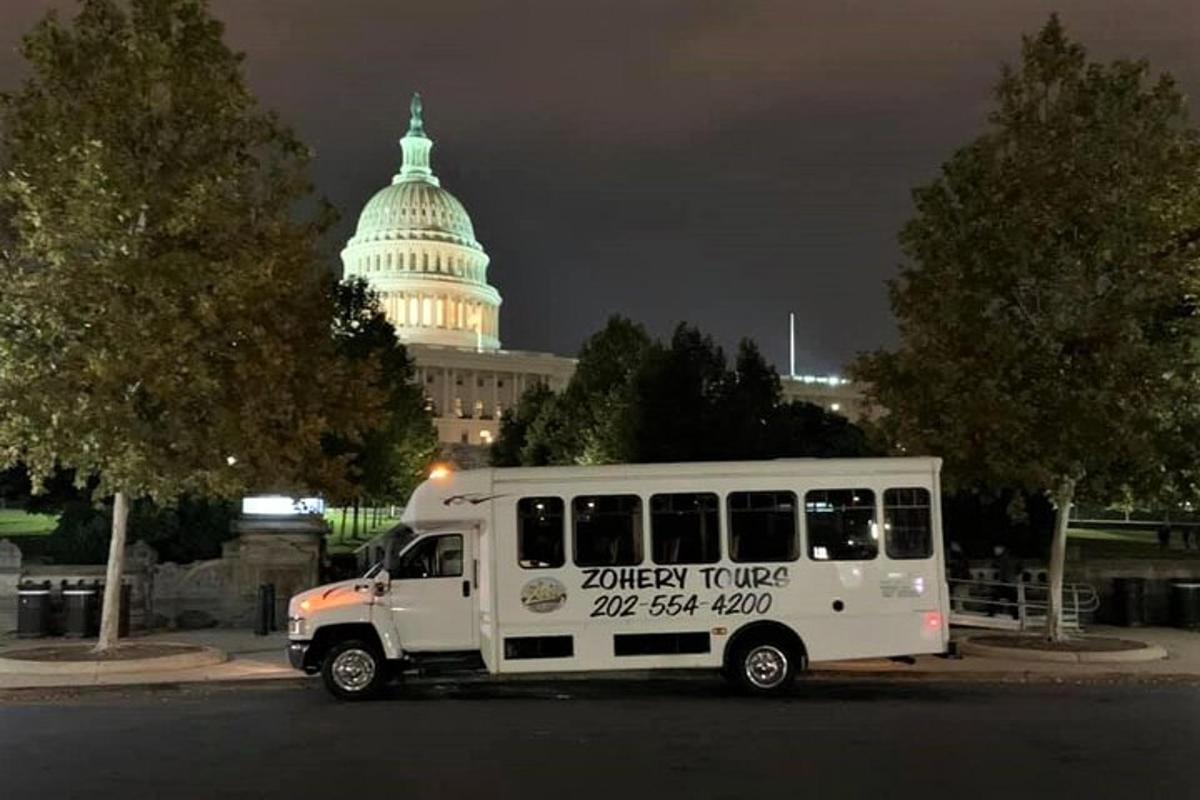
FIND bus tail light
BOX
[923,611,943,630]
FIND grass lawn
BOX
[0,508,58,537]
[324,508,402,554]
[1068,526,1200,560]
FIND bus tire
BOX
[321,639,387,701]
[727,632,804,695]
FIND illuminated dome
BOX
[341,94,501,350]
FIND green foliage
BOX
[490,382,557,467]
[0,0,383,503]
[495,315,875,465]
[854,15,1200,504]
[37,495,237,564]
[327,279,438,503]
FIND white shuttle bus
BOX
[287,458,949,699]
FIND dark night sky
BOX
[2,1,1198,373]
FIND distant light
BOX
[226,455,237,466]
[480,429,493,444]
[830,403,840,412]
[429,464,452,480]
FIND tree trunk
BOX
[1046,478,1076,642]
[352,499,359,540]
[94,491,129,653]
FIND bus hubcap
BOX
[332,649,376,691]
[744,645,788,689]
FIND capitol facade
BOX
[342,95,863,454]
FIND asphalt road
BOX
[1,677,1198,800]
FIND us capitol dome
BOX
[342,94,574,453]
[342,93,501,350]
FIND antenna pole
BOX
[789,312,796,378]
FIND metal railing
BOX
[948,577,1100,632]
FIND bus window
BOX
[573,495,643,567]
[883,488,933,559]
[727,491,798,563]
[517,497,565,568]
[805,490,878,561]
[651,493,720,564]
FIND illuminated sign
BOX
[241,496,325,516]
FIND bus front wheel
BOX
[321,639,387,701]
[727,635,804,695]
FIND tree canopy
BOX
[853,16,1200,636]
[0,0,387,646]
[494,315,874,466]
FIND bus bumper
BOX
[287,641,310,671]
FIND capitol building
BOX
[342,95,863,453]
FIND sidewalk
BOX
[817,626,1200,683]
[1,626,1198,692]
[0,629,298,690]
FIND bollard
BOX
[255,584,270,636]
[265,583,277,632]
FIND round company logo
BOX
[520,577,567,613]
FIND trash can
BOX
[1111,577,1147,627]
[17,580,52,638]
[62,581,100,638]
[1170,582,1200,630]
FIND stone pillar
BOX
[0,539,22,634]
[227,515,327,627]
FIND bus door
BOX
[385,531,479,651]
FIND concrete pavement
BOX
[1,625,1198,692]
[0,629,296,690]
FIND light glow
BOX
[429,464,452,480]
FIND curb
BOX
[0,644,228,676]
[958,637,1168,664]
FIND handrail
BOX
[948,577,1100,631]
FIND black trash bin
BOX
[1170,582,1200,630]
[62,581,100,638]
[1111,577,1147,627]
[17,580,52,638]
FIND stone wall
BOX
[0,516,325,634]
[0,539,21,633]
[1067,559,1200,625]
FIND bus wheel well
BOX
[723,621,807,670]
[306,624,384,672]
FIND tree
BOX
[495,316,876,466]
[520,315,653,465]
[0,0,382,650]
[328,279,438,504]
[853,16,1200,639]
[491,382,557,467]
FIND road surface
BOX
[1,677,1197,799]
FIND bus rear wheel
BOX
[321,639,386,701]
[727,636,803,695]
